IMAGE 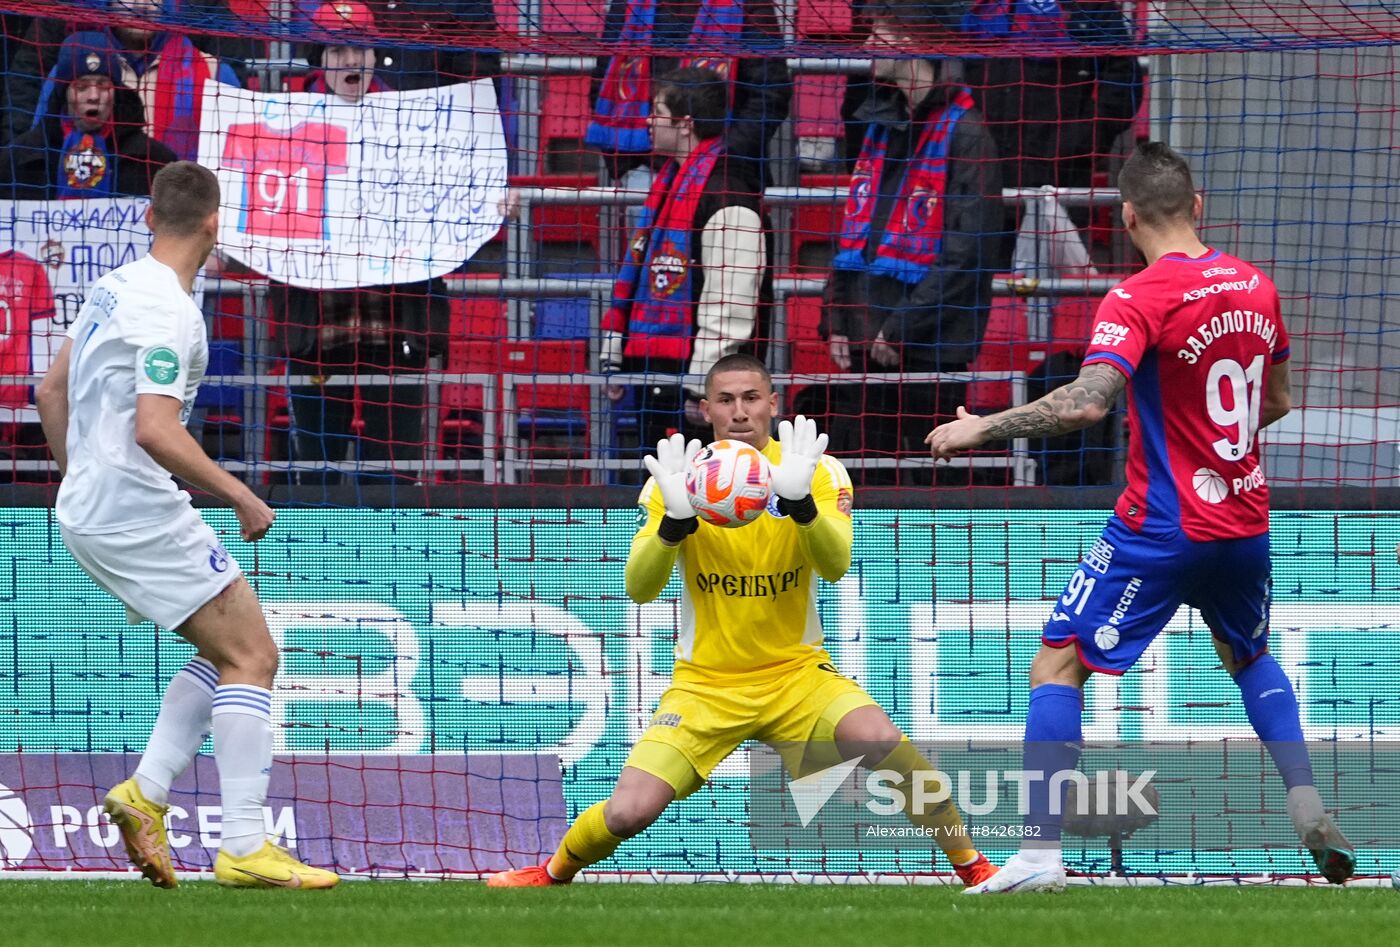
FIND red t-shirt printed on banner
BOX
[222,122,350,240]
[0,251,56,410]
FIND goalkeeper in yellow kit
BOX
[489,354,997,886]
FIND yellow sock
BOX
[546,801,625,881]
[876,740,979,867]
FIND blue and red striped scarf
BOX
[962,0,1070,39]
[139,33,210,161]
[601,136,725,361]
[587,0,743,154]
[832,88,974,285]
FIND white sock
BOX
[212,684,273,858]
[134,656,218,806]
[1017,844,1064,868]
[1287,785,1327,837]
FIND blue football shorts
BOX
[1041,515,1272,674]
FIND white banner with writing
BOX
[0,198,167,420]
[198,80,507,290]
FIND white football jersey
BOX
[56,254,208,534]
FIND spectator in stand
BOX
[7,1,248,154]
[960,0,1144,266]
[819,0,1002,486]
[0,31,177,199]
[296,0,500,92]
[599,67,771,452]
[590,0,791,192]
[269,2,455,486]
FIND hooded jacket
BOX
[0,82,176,199]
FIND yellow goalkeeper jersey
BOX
[627,438,855,685]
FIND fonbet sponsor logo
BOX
[0,782,34,868]
[787,760,1158,826]
[1090,321,1130,347]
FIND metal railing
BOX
[7,50,1128,485]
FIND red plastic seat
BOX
[538,75,593,173]
[967,298,1030,412]
[786,173,849,275]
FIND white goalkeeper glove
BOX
[642,432,702,521]
[770,414,829,502]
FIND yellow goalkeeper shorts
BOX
[623,659,878,799]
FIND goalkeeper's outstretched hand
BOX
[770,414,829,501]
[643,432,702,520]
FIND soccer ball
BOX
[685,440,772,528]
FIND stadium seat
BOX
[539,76,595,175]
[505,174,602,271]
[793,75,846,167]
[536,0,605,35]
[212,284,249,341]
[438,339,590,472]
[785,174,848,274]
[195,340,245,423]
[783,294,841,411]
[795,0,853,36]
[505,339,590,439]
[966,296,1099,413]
[444,276,508,341]
[967,298,1030,412]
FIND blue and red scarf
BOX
[962,0,1070,40]
[586,0,743,154]
[832,88,974,285]
[57,118,116,197]
[138,33,209,161]
[601,136,725,361]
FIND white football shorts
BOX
[61,504,244,630]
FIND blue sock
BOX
[1023,683,1083,842]
[1234,655,1313,789]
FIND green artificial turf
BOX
[2,880,1395,947]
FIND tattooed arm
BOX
[925,363,1126,460]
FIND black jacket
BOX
[963,1,1144,191]
[0,85,176,199]
[271,278,451,372]
[822,83,1003,372]
[591,0,791,184]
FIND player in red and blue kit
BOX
[928,142,1354,893]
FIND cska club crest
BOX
[849,169,872,214]
[648,239,688,297]
[905,186,939,229]
[63,135,108,190]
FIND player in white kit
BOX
[36,161,338,889]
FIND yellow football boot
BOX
[214,840,340,889]
[102,778,177,889]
